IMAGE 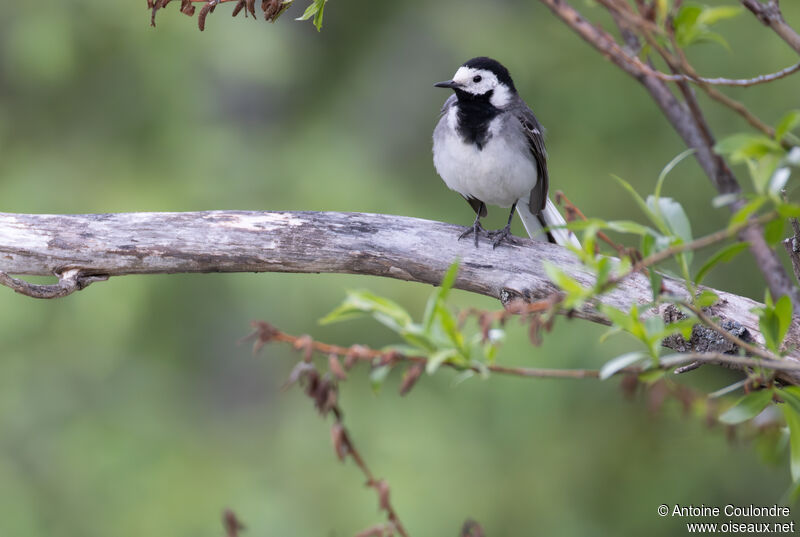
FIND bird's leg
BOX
[488,202,519,249]
[458,203,486,248]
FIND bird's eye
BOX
[473,75,482,83]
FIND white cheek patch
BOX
[489,84,512,108]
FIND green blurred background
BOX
[1,1,799,535]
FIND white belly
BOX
[433,112,537,208]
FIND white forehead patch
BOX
[451,66,513,108]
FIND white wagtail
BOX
[432,57,579,249]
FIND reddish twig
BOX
[222,509,245,537]
[148,0,289,30]
[279,358,411,536]
[555,190,631,258]
[244,320,620,380]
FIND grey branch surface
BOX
[2,210,799,381]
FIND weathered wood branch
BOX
[1,210,799,381]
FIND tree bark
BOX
[2,210,799,381]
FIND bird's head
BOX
[434,57,517,108]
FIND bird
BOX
[432,56,579,249]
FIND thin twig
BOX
[597,0,800,87]
[245,321,617,380]
[659,62,800,87]
[222,510,245,537]
[610,0,781,143]
[0,270,108,299]
[606,211,779,290]
[555,191,630,258]
[279,358,411,536]
[661,352,800,372]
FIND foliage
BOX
[321,262,503,384]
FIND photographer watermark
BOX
[658,504,796,533]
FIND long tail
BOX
[516,197,580,248]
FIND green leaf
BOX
[728,196,767,230]
[436,302,466,355]
[426,348,459,375]
[777,202,800,219]
[594,257,612,290]
[776,110,800,142]
[605,220,654,235]
[648,196,693,243]
[718,390,773,424]
[370,365,391,393]
[695,242,749,285]
[599,325,623,343]
[782,403,800,482]
[647,196,693,264]
[451,370,475,386]
[674,5,703,47]
[764,217,785,246]
[674,4,741,49]
[715,133,783,163]
[399,331,436,353]
[780,386,800,414]
[612,175,663,231]
[697,5,742,25]
[757,292,792,353]
[649,269,663,303]
[775,295,793,350]
[644,316,666,358]
[657,316,697,341]
[716,134,785,193]
[695,290,719,308]
[599,304,636,333]
[600,352,647,380]
[439,261,459,297]
[543,262,588,307]
[320,289,412,329]
[641,232,656,257]
[655,149,695,201]
[638,368,665,384]
[296,0,326,30]
[423,261,460,333]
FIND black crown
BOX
[462,57,516,93]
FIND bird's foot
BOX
[488,225,518,249]
[459,221,486,248]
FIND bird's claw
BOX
[488,225,518,249]
[459,221,486,248]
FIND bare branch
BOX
[742,0,800,55]
[655,62,800,87]
[3,210,800,379]
[537,0,800,310]
[0,269,107,299]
